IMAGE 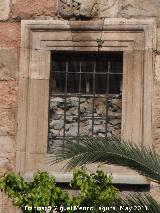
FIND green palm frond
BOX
[118,193,160,213]
[49,137,160,183]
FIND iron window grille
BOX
[48,52,123,153]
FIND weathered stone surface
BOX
[58,0,160,19]
[0,192,17,213]
[50,119,64,130]
[12,0,56,19]
[58,0,99,19]
[0,81,17,109]
[10,0,160,20]
[157,29,160,51]
[0,153,15,174]
[155,55,160,81]
[154,111,160,129]
[153,137,160,154]
[150,182,160,203]
[119,0,160,17]
[48,95,122,152]
[0,23,20,48]
[152,80,160,157]
[153,82,160,128]
[0,0,10,20]
[0,49,18,80]
[0,136,15,153]
[99,0,119,18]
[58,0,121,19]
[0,109,16,136]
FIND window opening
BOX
[48,52,123,153]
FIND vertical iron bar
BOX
[106,60,110,138]
[92,61,96,137]
[63,61,68,149]
[77,61,81,143]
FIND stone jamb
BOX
[16,19,156,174]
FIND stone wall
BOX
[0,0,160,211]
[49,95,122,153]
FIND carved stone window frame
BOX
[16,19,156,173]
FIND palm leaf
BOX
[117,193,160,213]
[49,137,160,183]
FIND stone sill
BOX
[23,172,149,186]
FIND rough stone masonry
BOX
[0,0,160,212]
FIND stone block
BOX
[0,109,16,136]
[0,136,15,153]
[0,192,17,213]
[58,0,98,19]
[72,31,102,42]
[0,81,17,108]
[0,49,18,80]
[0,0,10,20]
[70,20,104,30]
[0,153,15,174]
[153,82,160,147]
[99,0,119,18]
[157,28,160,51]
[0,23,20,48]
[155,55,160,81]
[153,82,160,128]
[153,82,160,106]
[154,112,160,129]
[12,0,56,19]
[153,137,160,154]
[119,0,160,18]
[150,182,160,203]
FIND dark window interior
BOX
[50,52,123,94]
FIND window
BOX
[48,52,123,153]
[17,19,154,173]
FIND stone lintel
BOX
[23,172,149,185]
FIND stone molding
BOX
[23,172,149,185]
[17,19,156,173]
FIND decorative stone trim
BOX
[17,18,156,173]
[23,172,149,185]
[58,0,99,19]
